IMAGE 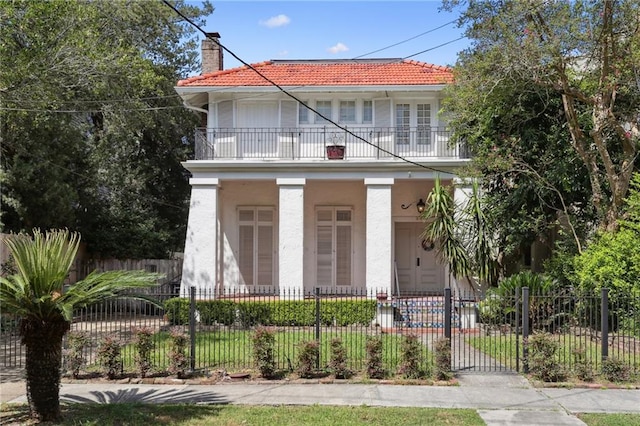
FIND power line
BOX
[354,19,458,59]
[162,1,459,174]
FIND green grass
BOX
[578,413,640,426]
[1,403,484,425]
[114,329,423,375]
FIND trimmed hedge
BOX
[163,298,376,327]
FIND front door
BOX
[394,222,443,294]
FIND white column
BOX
[277,178,305,298]
[365,178,394,296]
[180,178,219,297]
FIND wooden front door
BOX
[394,222,443,294]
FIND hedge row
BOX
[164,298,376,327]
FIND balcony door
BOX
[395,103,433,157]
[394,222,443,294]
[237,102,278,157]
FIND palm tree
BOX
[0,229,161,422]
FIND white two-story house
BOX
[176,34,471,297]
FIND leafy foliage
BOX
[329,338,352,379]
[527,332,566,382]
[434,338,452,381]
[133,326,155,378]
[168,327,189,378]
[442,0,640,235]
[365,336,386,379]
[0,0,213,258]
[252,326,277,378]
[0,229,159,421]
[601,358,632,383]
[97,335,123,380]
[64,331,89,379]
[296,340,320,378]
[398,333,430,379]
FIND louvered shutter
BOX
[239,224,254,286]
[218,100,233,128]
[373,99,391,128]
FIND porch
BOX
[194,127,470,161]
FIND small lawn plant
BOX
[97,335,123,380]
[64,331,89,379]
[252,326,277,378]
[366,336,386,379]
[398,333,430,379]
[168,327,189,378]
[133,326,155,378]
[296,340,320,378]
[329,338,352,379]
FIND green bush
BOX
[197,300,236,326]
[527,332,566,382]
[296,340,320,378]
[238,303,272,328]
[163,298,190,325]
[366,336,386,379]
[168,327,189,378]
[163,298,377,328]
[601,357,631,382]
[434,338,452,381]
[252,326,276,378]
[329,338,352,379]
[97,335,122,380]
[398,333,430,379]
[572,346,594,382]
[64,331,89,379]
[133,326,155,378]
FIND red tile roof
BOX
[177,59,453,87]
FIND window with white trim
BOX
[339,100,356,124]
[315,100,332,124]
[298,101,309,124]
[362,100,373,124]
[238,208,275,286]
[316,207,352,287]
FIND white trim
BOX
[277,178,307,186]
[189,178,219,186]
[364,178,395,185]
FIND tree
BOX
[443,0,640,231]
[0,0,213,258]
[0,229,161,422]
[421,176,500,290]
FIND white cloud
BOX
[277,50,289,57]
[327,42,349,54]
[259,14,291,28]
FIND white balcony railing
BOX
[193,127,470,161]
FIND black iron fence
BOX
[1,287,638,380]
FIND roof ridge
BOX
[177,61,273,86]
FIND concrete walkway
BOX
[2,373,640,425]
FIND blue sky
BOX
[195,1,468,72]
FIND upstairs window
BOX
[315,100,332,124]
[339,101,356,124]
[362,100,373,124]
[298,102,309,124]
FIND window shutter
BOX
[335,224,352,286]
[280,100,297,129]
[374,99,391,128]
[316,225,333,286]
[257,225,273,286]
[239,224,254,285]
[218,100,233,128]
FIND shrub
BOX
[64,331,89,379]
[270,301,315,326]
[238,303,271,328]
[97,335,122,379]
[434,338,452,380]
[296,340,320,378]
[197,300,236,326]
[252,326,276,378]
[398,333,429,379]
[572,346,593,382]
[168,327,189,378]
[329,338,352,379]
[601,358,631,382]
[365,336,386,379]
[527,332,566,382]
[133,326,155,378]
[163,298,190,325]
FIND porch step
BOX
[392,297,460,329]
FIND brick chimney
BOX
[202,32,223,74]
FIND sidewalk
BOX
[2,373,640,426]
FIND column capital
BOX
[189,177,219,186]
[364,178,394,186]
[277,178,306,186]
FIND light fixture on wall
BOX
[401,198,426,214]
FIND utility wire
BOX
[354,19,458,59]
[163,1,461,174]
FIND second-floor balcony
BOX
[193,127,470,161]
